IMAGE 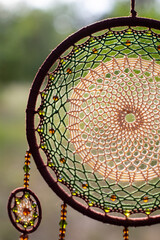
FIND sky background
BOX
[0,0,115,14]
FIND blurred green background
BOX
[1,0,160,239]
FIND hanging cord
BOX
[131,0,137,17]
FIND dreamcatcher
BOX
[8,0,160,239]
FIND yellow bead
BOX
[73,46,79,52]
[104,207,110,213]
[61,209,67,215]
[39,110,44,116]
[145,209,151,215]
[49,74,54,80]
[126,40,131,46]
[60,59,66,64]
[111,195,116,201]
[88,201,94,206]
[124,210,130,217]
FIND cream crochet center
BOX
[68,56,160,182]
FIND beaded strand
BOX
[59,203,67,240]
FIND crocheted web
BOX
[37,27,160,218]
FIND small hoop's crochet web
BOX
[27,19,160,226]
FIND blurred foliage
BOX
[1,1,160,240]
[0,3,82,85]
[0,0,160,86]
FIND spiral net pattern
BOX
[69,57,160,182]
[37,27,160,217]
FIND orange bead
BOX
[61,215,67,220]
[60,158,66,164]
[143,196,148,203]
[59,228,66,234]
[24,173,30,179]
[92,48,98,53]
[67,68,72,74]
[61,209,67,215]
[23,208,31,216]
[24,183,29,188]
[49,129,55,134]
[59,233,65,238]
[20,234,28,240]
[25,160,30,165]
[26,151,31,156]
[126,40,131,46]
[61,204,67,209]
[24,179,29,184]
[111,195,116,201]
[53,96,59,101]
[82,182,88,189]
[157,45,160,51]
[25,155,31,161]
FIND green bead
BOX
[30,220,34,226]
[33,213,38,218]
[12,207,18,213]
[38,109,45,116]
[71,189,77,196]
[23,222,28,228]
[41,92,47,98]
[89,37,95,43]
[145,209,151,215]
[49,74,54,80]
[59,220,67,228]
[88,201,94,207]
[24,192,30,198]
[23,165,30,173]
[104,207,110,213]
[73,46,79,52]
[37,126,43,133]
[41,143,47,149]
[15,198,21,204]
[16,217,21,223]
[48,161,54,167]
[58,176,63,182]
[32,202,37,208]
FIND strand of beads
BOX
[19,150,31,240]
[123,227,129,240]
[59,203,67,240]
[23,151,31,188]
